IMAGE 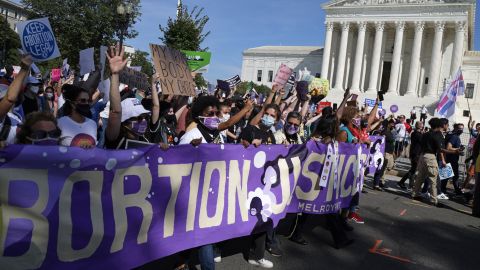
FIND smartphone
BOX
[333,103,338,111]
[378,92,384,101]
[351,94,358,101]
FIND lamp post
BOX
[116,1,133,49]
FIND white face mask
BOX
[30,86,40,94]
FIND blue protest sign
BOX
[16,17,61,62]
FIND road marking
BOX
[369,240,415,264]
[399,209,407,216]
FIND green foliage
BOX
[194,73,207,88]
[0,17,21,67]
[127,50,154,78]
[236,81,271,95]
[21,0,140,70]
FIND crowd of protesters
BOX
[1,47,479,270]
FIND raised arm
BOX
[368,98,379,127]
[335,93,352,120]
[0,55,32,119]
[250,85,278,125]
[219,99,253,131]
[150,74,160,125]
[105,44,128,142]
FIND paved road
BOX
[140,174,480,270]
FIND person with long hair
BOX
[16,111,61,145]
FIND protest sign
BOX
[50,68,61,82]
[150,44,196,96]
[0,141,369,269]
[181,50,212,73]
[31,63,41,75]
[61,58,70,78]
[308,77,329,97]
[79,48,95,76]
[439,163,455,180]
[364,98,383,113]
[316,101,332,113]
[366,136,386,175]
[273,64,293,88]
[119,67,150,90]
[225,75,241,89]
[99,46,107,80]
[16,17,60,62]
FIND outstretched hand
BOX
[106,44,128,74]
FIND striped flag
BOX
[436,68,465,118]
[225,75,241,89]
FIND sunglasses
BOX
[75,98,90,104]
[287,122,300,128]
[205,110,217,117]
[28,129,61,140]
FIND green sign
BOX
[181,50,211,73]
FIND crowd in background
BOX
[1,47,479,270]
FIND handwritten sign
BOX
[119,67,150,90]
[274,64,293,88]
[16,17,60,62]
[150,44,196,96]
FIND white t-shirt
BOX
[58,116,97,147]
[179,127,224,145]
[395,123,406,141]
[421,107,428,114]
[58,94,65,109]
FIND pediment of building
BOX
[324,0,472,8]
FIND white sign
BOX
[79,47,95,76]
[439,163,455,180]
[16,17,60,62]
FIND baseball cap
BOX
[121,98,150,122]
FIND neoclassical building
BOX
[321,0,479,121]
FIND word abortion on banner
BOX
[16,17,61,62]
[181,50,212,73]
[119,67,150,90]
[150,44,196,96]
[0,141,370,269]
[273,64,293,88]
[225,75,241,89]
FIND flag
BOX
[436,68,464,118]
[225,75,241,89]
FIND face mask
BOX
[222,114,230,122]
[352,117,361,128]
[30,86,39,94]
[131,119,148,134]
[360,119,368,129]
[473,130,479,137]
[456,129,464,135]
[165,114,176,124]
[75,104,92,118]
[285,123,299,135]
[31,138,59,145]
[46,93,54,99]
[261,115,275,128]
[199,116,220,130]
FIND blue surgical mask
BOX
[261,115,275,127]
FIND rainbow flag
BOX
[436,68,464,118]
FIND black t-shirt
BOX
[421,130,444,155]
[384,128,395,154]
[409,130,424,157]
[239,125,276,145]
[148,118,178,145]
[446,133,461,163]
[22,94,39,116]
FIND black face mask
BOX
[75,104,92,118]
[165,114,176,124]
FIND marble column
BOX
[321,22,334,79]
[334,22,350,91]
[350,21,367,92]
[426,21,445,97]
[388,21,405,94]
[366,21,385,93]
[405,21,425,96]
[450,20,466,74]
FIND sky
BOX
[128,0,480,83]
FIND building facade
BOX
[321,0,479,122]
[0,0,27,31]
[241,46,323,88]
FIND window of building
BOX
[257,70,263,82]
[465,83,475,99]
[268,70,273,82]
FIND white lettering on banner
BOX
[297,202,341,214]
[0,169,49,269]
[227,160,251,225]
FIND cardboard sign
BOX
[16,17,61,62]
[79,48,95,76]
[181,50,211,73]
[119,67,150,90]
[51,68,61,82]
[150,44,196,96]
[274,64,293,88]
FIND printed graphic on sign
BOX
[274,64,293,88]
[181,50,212,73]
[16,17,60,62]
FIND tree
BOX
[236,81,271,95]
[159,5,210,89]
[0,17,21,67]
[127,50,154,78]
[21,0,140,70]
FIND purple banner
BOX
[366,136,385,175]
[0,141,368,269]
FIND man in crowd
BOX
[398,121,425,189]
[443,123,465,196]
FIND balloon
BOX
[390,105,399,113]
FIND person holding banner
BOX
[15,111,61,145]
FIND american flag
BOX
[436,68,464,118]
[225,75,241,89]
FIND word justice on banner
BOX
[0,141,373,269]
[150,44,196,96]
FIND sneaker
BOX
[214,256,221,263]
[397,182,406,189]
[248,258,273,268]
[348,212,365,224]
[266,246,283,257]
[437,193,449,200]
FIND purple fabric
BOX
[0,141,367,269]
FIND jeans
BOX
[250,233,266,260]
[399,155,418,188]
[266,227,279,250]
[441,161,461,194]
[198,244,214,270]
[97,117,108,148]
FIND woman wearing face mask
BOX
[44,86,58,117]
[274,111,304,145]
[57,84,97,148]
[16,112,62,145]
[22,77,44,116]
[239,104,280,147]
